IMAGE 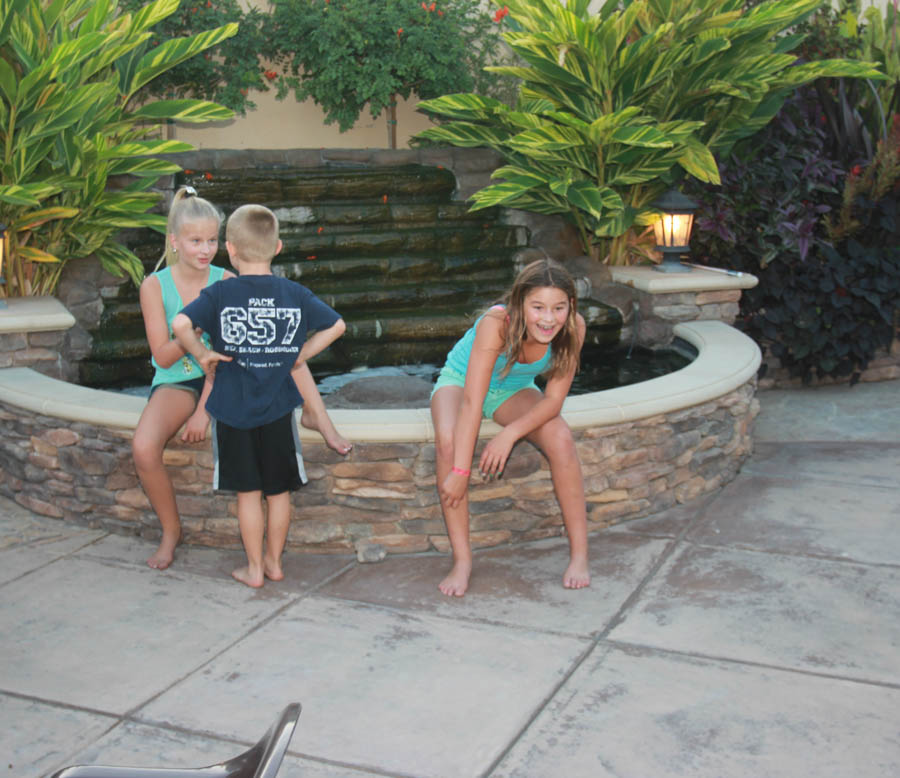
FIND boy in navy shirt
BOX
[173,204,345,588]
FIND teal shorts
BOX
[432,366,540,420]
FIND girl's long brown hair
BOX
[497,258,581,379]
[155,186,222,270]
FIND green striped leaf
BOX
[130,99,233,123]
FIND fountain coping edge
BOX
[0,320,760,441]
[0,296,76,333]
[610,265,758,293]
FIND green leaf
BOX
[100,140,194,159]
[127,24,240,95]
[17,245,63,263]
[610,125,675,148]
[130,99,234,123]
[417,122,511,148]
[678,136,720,184]
[0,57,17,103]
[566,181,624,218]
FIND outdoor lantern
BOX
[651,189,699,273]
[0,223,6,308]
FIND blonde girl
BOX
[430,258,590,596]
[133,186,349,569]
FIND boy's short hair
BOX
[226,204,280,263]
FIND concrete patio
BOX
[2,379,898,777]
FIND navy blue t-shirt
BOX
[180,274,340,429]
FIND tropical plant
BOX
[118,0,269,116]
[798,0,899,166]
[265,0,515,148]
[0,0,235,298]
[417,0,885,264]
[844,0,898,128]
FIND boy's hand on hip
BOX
[198,349,231,377]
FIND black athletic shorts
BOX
[212,411,307,495]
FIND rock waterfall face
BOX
[80,165,621,387]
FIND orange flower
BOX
[429,2,436,9]
[493,5,509,22]
[397,27,403,36]
[382,194,388,203]
[421,1,427,8]
[184,169,193,174]
[317,226,324,233]
[306,255,317,260]
[437,9,442,15]
[265,70,278,80]
[204,172,213,180]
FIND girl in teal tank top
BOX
[430,259,591,597]
[132,187,351,572]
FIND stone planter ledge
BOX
[0,320,759,440]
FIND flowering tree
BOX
[265,0,513,147]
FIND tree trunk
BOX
[387,95,398,149]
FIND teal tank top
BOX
[444,307,552,392]
[150,264,226,387]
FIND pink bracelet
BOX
[451,466,471,477]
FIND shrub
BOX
[687,2,900,384]
[265,0,515,148]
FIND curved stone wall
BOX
[0,320,760,558]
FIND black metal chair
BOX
[51,703,301,778]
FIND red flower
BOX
[317,226,324,234]
[421,1,427,8]
[204,172,213,180]
[265,70,278,81]
[206,0,212,6]
[397,27,403,36]
[493,5,509,22]
[306,255,317,260]
[851,165,862,176]
[184,169,194,175]
[383,194,388,203]
[429,2,436,9]
[437,9,442,14]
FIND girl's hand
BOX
[479,429,515,478]
[181,409,209,443]
[439,470,469,509]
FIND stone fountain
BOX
[0,148,761,559]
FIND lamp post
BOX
[0,223,7,308]
[651,189,698,273]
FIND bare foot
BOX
[301,406,352,455]
[146,532,181,570]
[563,557,590,589]
[264,556,284,581]
[231,565,264,588]
[438,559,472,597]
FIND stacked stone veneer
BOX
[0,377,758,556]
[0,328,69,379]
